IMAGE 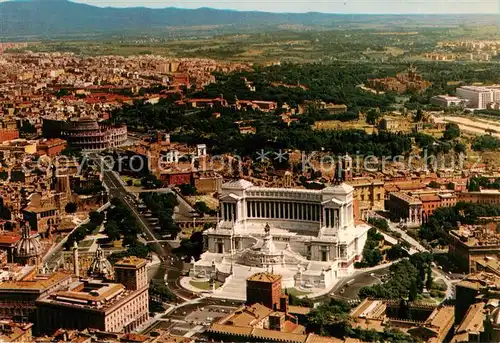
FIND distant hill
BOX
[0,0,498,39]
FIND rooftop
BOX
[0,272,71,291]
[52,280,125,306]
[456,302,485,335]
[450,225,500,247]
[0,320,33,342]
[115,256,147,269]
[0,232,21,246]
[456,272,500,290]
[247,272,282,283]
[390,192,422,205]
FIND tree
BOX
[141,174,162,189]
[454,142,466,154]
[368,217,389,231]
[409,280,418,301]
[104,221,121,241]
[425,267,433,290]
[65,202,78,214]
[428,181,440,189]
[149,279,176,303]
[307,299,352,337]
[472,135,500,151]
[366,109,381,125]
[443,123,460,140]
[194,201,211,215]
[179,183,197,196]
[89,211,105,227]
[174,231,204,260]
[414,109,423,122]
[446,182,455,190]
[56,88,70,97]
[386,244,408,261]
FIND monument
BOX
[187,178,370,300]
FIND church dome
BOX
[14,223,42,259]
[88,245,114,279]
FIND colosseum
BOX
[62,118,127,151]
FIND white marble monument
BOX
[188,179,370,299]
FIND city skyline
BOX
[64,0,499,14]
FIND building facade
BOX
[0,272,72,324]
[347,178,385,219]
[36,257,149,334]
[456,86,499,109]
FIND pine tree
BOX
[425,267,433,290]
[409,280,418,302]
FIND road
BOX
[43,202,111,270]
[388,222,429,253]
[91,154,199,301]
[327,264,393,301]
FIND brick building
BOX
[37,138,67,157]
[0,129,19,143]
[246,272,282,311]
[159,171,191,186]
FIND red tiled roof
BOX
[0,233,21,245]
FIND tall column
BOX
[73,242,79,277]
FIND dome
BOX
[14,223,42,260]
[88,245,114,279]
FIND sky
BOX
[68,0,498,14]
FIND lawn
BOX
[285,288,311,297]
[190,280,222,290]
[78,239,94,249]
[120,175,142,187]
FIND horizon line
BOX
[3,1,498,15]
